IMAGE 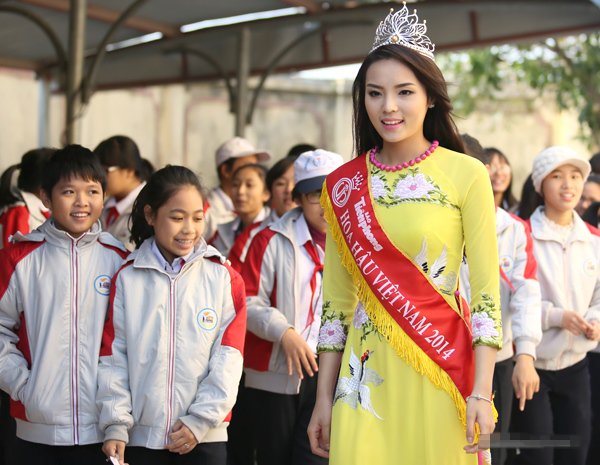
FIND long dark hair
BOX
[517,173,543,221]
[0,148,55,209]
[352,44,464,156]
[130,165,204,249]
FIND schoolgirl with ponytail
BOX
[98,165,246,465]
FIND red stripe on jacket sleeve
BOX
[99,261,132,357]
[209,259,247,354]
[0,241,44,421]
[1,206,30,249]
[511,213,538,280]
[99,242,129,259]
[238,227,278,371]
[0,241,45,299]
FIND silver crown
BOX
[370,3,435,60]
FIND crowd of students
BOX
[0,6,599,465]
[0,133,598,465]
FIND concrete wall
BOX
[0,68,40,173]
[0,66,592,198]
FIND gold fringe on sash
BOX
[322,186,498,435]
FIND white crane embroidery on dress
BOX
[334,348,384,420]
[414,239,456,294]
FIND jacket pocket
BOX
[24,375,70,424]
[536,328,568,360]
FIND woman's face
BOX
[364,59,429,150]
[541,164,584,216]
[232,168,269,217]
[576,181,600,215]
[270,165,297,217]
[486,154,512,195]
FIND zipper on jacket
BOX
[70,239,80,444]
[562,243,574,359]
[164,276,177,446]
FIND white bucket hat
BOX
[293,149,344,195]
[531,146,591,194]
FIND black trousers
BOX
[14,439,105,465]
[511,358,591,465]
[245,374,327,465]
[492,358,514,465]
[587,352,600,465]
[0,391,17,465]
[226,375,255,465]
[126,442,226,465]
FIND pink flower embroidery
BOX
[472,312,500,339]
[394,173,434,199]
[370,175,387,199]
[319,320,346,346]
[353,303,369,329]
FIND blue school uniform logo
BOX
[94,275,112,296]
[197,308,218,331]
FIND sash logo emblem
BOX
[332,172,364,208]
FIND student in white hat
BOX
[511,146,600,465]
[231,149,343,465]
[204,137,271,239]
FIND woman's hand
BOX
[102,440,127,465]
[585,320,600,341]
[168,420,198,455]
[512,354,540,411]
[464,396,495,454]
[281,328,319,379]
[308,397,333,458]
[561,310,592,336]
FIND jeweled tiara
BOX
[370,2,435,60]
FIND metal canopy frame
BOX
[0,0,598,142]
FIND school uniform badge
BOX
[197,308,218,331]
[94,275,112,296]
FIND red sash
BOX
[325,155,475,402]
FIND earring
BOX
[428,103,435,109]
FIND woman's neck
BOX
[543,206,573,226]
[378,136,431,166]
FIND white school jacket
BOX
[529,207,600,370]
[97,238,246,448]
[461,208,543,362]
[0,220,127,445]
[241,208,324,395]
[0,191,49,249]
[101,182,145,252]
[203,186,236,240]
